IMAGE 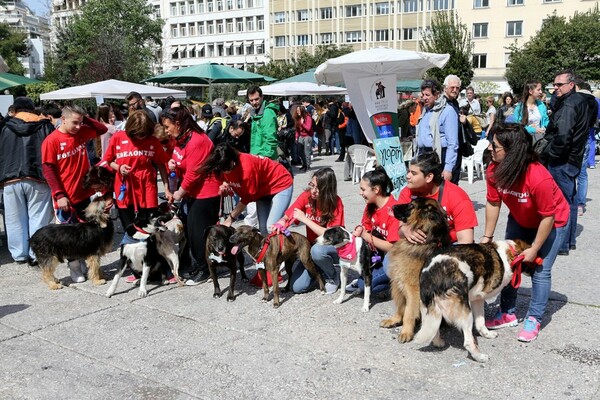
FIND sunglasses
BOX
[552,82,570,88]
[491,141,504,152]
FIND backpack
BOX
[209,116,229,135]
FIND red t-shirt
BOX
[399,181,478,243]
[171,131,221,199]
[284,190,345,243]
[224,153,293,204]
[486,162,569,229]
[41,126,98,206]
[361,196,400,243]
[102,130,170,209]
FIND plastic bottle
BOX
[168,171,178,192]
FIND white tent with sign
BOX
[237,81,347,97]
[40,79,186,101]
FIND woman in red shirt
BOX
[482,124,569,342]
[348,166,400,294]
[295,105,314,171]
[200,143,294,235]
[103,110,170,230]
[161,107,222,285]
[272,167,344,294]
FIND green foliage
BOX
[46,0,163,87]
[0,22,29,75]
[505,7,600,93]
[25,82,60,103]
[250,45,354,81]
[420,11,474,89]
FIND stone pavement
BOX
[1,153,599,399]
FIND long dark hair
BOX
[491,124,538,189]
[362,166,393,217]
[197,142,240,177]
[161,106,205,139]
[520,80,541,126]
[308,167,338,227]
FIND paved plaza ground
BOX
[1,153,599,399]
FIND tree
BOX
[505,7,600,93]
[250,44,354,81]
[46,0,163,87]
[0,22,29,75]
[420,11,474,89]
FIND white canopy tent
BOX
[40,79,186,101]
[237,81,347,97]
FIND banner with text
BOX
[373,136,407,198]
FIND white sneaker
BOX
[68,260,86,283]
[325,280,339,295]
[345,279,362,294]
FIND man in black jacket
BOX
[0,97,55,265]
[542,69,590,255]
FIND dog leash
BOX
[252,219,296,263]
[509,249,543,289]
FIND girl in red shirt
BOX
[272,167,344,294]
[349,166,400,294]
[482,124,569,343]
[201,143,294,236]
[102,110,170,231]
[162,107,222,285]
[295,105,314,171]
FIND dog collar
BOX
[209,253,224,264]
[133,224,152,236]
[336,237,358,261]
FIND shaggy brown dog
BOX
[229,225,324,308]
[30,196,114,290]
[380,198,452,342]
[205,224,248,301]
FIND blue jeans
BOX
[547,162,579,251]
[575,143,589,207]
[255,185,293,235]
[356,253,390,294]
[587,130,596,168]
[290,243,339,293]
[498,214,567,323]
[3,180,54,262]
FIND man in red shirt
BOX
[42,105,108,282]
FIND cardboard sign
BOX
[373,136,407,198]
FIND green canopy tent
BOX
[0,72,42,91]
[144,62,276,100]
[396,79,422,92]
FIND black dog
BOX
[205,225,248,301]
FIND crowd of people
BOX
[0,68,598,346]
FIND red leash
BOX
[254,218,296,264]
[510,249,543,289]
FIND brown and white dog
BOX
[413,239,533,363]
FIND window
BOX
[189,3,195,14]
[505,52,512,67]
[403,0,418,12]
[217,0,223,11]
[226,19,233,33]
[297,34,310,45]
[257,16,264,30]
[237,0,243,8]
[274,11,286,23]
[189,23,196,36]
[227,0,233,10]
[473,23,488,38]
[170,3,177,16]
[246,17,254,31]
[198,23,205,35]
[506,20,523,36]
[432,0,453,10]
[256,43,264,54]
[236,18,244,31]
[403,27,417,40]
[320,7,333,19]
[346,31,362,42]
[207,1,213,12]
[198,1,204,13]
[345,5,363,17]
[217,21,224,34]
[472,54,487,68]
[247,0,254,7]
[180,3,186,15]
[543,0,561,2]
[171,25,178,38]
[375,2,391,15]
[297,9,310,21]
[473,0,489,7]
[375,29,390,41]
[507,0,523,5]
[180,25,187,36]
[207,21,214,34]
[321,32,334,44]
[275,36,286,47]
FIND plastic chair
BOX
[348,144,376,184]
[461,139,489,184]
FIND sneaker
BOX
[485,310,518,330]
[345,279,363,294]
[164,276,178,285]
[185,269,211,286]
[578,205,584,216]
[68,260,86,283]
[125,275,139,284]
[325,280,339,295]
[517,316,541,342]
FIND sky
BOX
[24,0,49,16]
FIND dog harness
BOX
[509,246,543,289]
[252,219,295,263]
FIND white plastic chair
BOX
[461,139,489,184]
[348,144,376,184]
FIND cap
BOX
[201,104,213,118]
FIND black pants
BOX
[180,196,220,273]
[117,206,158,232]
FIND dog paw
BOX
[138,289,148,298]
[213,293,221,298]
[379,318,400,329]
[227,296,235,302]
[105,290,114,298]
[432,337,446,348]
[92,279,106,286]
[333,297,343,304]
[398,331,414,343]
[48,282,63,290]
[362,305,370,313]
[480,329,498,339]
[472,352,489,363]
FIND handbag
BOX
[459,124,474,158]
[532,132,549,155]
[475,114,489,129]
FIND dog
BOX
[380,198,452,343]
[30,196,114,290]
[229,225,324,308]
[205,224,248,301]
[106,210,183,298]
[413,239,533,363]
[316,226,381,312]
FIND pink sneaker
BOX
[485,310,518,330]
[125,275,139,284]
[517,316,541,342]
[164,276,178,285]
